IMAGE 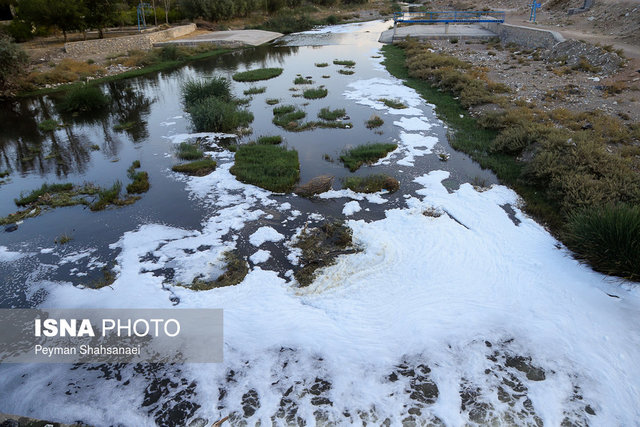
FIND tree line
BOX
[2,0,369,42]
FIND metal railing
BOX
[393,11,506,24]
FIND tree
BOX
[84,0,116,39]
[162,0,171,24]
[0,35,28,93]
[17,0,86,42]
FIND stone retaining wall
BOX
[64,24,196,57]
[480,21,565,49]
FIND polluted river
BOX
[1,20,639,426]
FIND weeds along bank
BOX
[382,40,640,281]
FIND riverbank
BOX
[381,40,640,280]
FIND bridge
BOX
[380,10,505,43]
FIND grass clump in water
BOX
[266,98,280,105]
[294,76,313,85]
[244,86,267,95]
[273,105,307,130]
[232,68,283,82]
[182,77,231,108]
[366,115,384,129]
[38,119,61,132]
[333,60,355,67]
[126,161,150,194]
[564,204,640,280]
[188,96,254,133]
[343,174,399,193]
[340,143,398,172]
[303,87,328,99]
[15,183,74,206]
[315,62,329,67]
[171,158,217,176]
[318,107,346,121]
[338,69,354,75]
[188,251,249,290]
[230,144,299,192]
[90,181,122,211]
[58,84,110,113]
[293,221,358,287]
[379,98,407,109]
[176,142,204,160]
[256,135,283,145]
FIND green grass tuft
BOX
[15,183,74,206]
[266,98,280,105]
[187,97,254,133]
[176,142,204,160]
[171,158,217,176]
[366,115,384,129]
[232,67,283,82]
[182,77,231,108]
[343,174,400,193]
[379,98,407,109]
[303,87,328,99]
[90,181,122,211]
[38,119,61,132]
[58,84,110,113]
[230,144,299,192]
[338,69,355,75]
[333,60,355,67]
[243,86,267,95]
[318,107,346,121]
[340,143,397,172]
[315,62,329,67]
[294,76,313,85]
[256,135,283,145]
[564,204,640,280]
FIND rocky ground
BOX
[428,37,640,122]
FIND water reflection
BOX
[0,85,153,177]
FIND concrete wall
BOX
[64,24,196,57]
[480,22,565,49]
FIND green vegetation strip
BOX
[185,251,249,290]
[340,143,397,172]
[333,60,356,67]
[366,115,384,129]
[176,142,204,160]
[230,144,299,192]
[233,68,283,82]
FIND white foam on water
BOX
[249,227,285,247]
[250,249,271,264]
[344,78,425,116]
[0,246,29,262]
[342,200,361,216]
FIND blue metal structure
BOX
[137,2,152,31]
[529,2,541,22]
[393,11,506,24]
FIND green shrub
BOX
[176,142,204,160]
[188,97,254,132]
[182,77,231,108]
[340,143,398,171]
[58,84,110,113]
[0,35,29,90]
[230,144,299,192]
[232,67,283,82]
[256,14,317,34]
[343,174,399,193]
[564,204,640,280]
[318,107,345,121]
[171,158,217,176]
[303,87,328,99]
